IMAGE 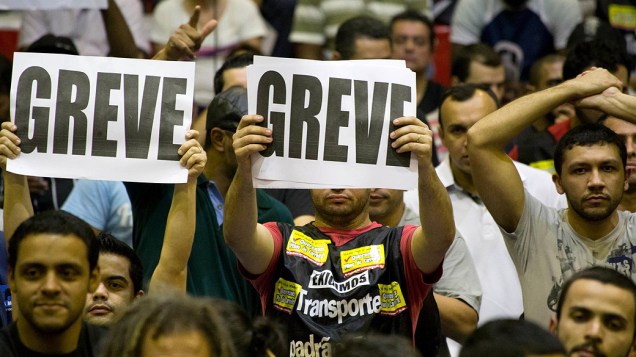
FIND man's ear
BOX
[210,128,226,152]
[135,290,145,298]
[625,168,632,192]
[451,75,460,86]
[8,266,15,292]
[553,173,565,195]
[332,51,342,61]
[548,314,559,335]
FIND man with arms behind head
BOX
[602,116,636,212]
[550,267,636,357]
[466,67,635,327]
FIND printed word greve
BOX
[256,71,412,167]
[15,67,187,161]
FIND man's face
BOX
[9,234,99,334]
[554,144,627,221]
[368,189,404,222]
[603,117,636,189]
[440,90,498,175]
[84,253,136,326]
[552,279,636,357]
[465,61,506,100]
[310,189,371,226]
[391,20,433,73]
[351,38,391,60]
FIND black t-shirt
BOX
[0,322,107,357]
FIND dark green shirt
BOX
[125,175,293,316]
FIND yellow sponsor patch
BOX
[609,5,636,29]
[273,278,302,313]
[340,245,385,276]
[378,282,407,315]
[286,230,331,266]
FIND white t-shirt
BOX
[18,0,150,56]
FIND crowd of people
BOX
[1,0,636,356]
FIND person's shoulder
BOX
[0,323,18,356]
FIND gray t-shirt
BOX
[400,205,482,312]
[502,190,636,327]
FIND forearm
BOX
[101,0,143,58]
[434,292,478,343]
[468,84,576,150]
[149,180,196,293]
[414,164,455,273]
[3,172,33,241]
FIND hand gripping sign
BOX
[8,52,195,183]
[247,56,418,190]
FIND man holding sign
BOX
[224,112,454,354]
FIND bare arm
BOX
[467,68,623,232]
[149,130,206,293]
[391,117,455,274]
[434,292,478,342]
[101,0,144,58]
[152,6,217,61]
[223,115,277,275]
[0,122,33,241]
[577,86,636,123]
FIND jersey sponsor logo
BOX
[297,289,382,324]
[378,282,407,315]
[286,230,331,265]
[308,270,370,293]
[289,334,331,357]
[340,245,385,276]
[273,278,303,313]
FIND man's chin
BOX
[85,314,112,327]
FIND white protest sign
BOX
[8,53,195,183]
[0,0,107,10]
[247,56,417,190]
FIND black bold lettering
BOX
[323,77,350,162]
[91,72,120,157]
[256,71,285,157]
[386,83,411,167]
[354,81,388,164]
[158,77,186,161]
[289,74,321,160]
[15,66,51,153]
[123,74,160,159]
[54,70,89,155]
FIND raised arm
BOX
[101,0,145,58]
[0,122,32,241]
[223,115,277,275]
[577,86,636,123]
[149,130,206,293]
[152,6,217,61]
[391,117,455,274]
[467,68,623,232]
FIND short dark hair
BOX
[563,39,632,81]
[553,123,626,176]
[556,267,636,325]
[389,10,435,46]
[96,233,143,294]
[213,52,255,95]
[460,319,565,357]
[438,83,499,130]
[452,43,501,82]
[334,332,422,357]
[9,210,98,272]
[335,15,390,60]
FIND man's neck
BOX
[16,318,82,354]
[566,209,620,240]
[203,154,232,199]
[450,162,478,197]
[314,213,372,230]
